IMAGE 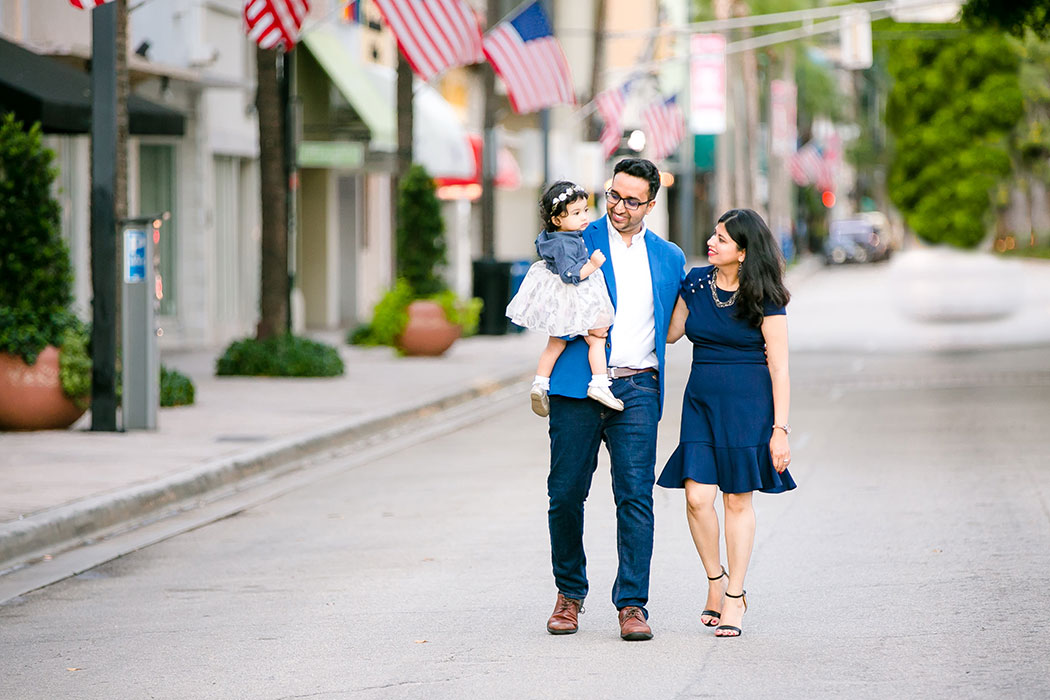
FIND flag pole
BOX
[539,0,553,185]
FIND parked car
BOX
[824,218,892,265]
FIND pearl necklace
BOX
[709,268,739,308]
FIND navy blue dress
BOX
[657,266,796,494]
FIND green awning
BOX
[301,27,395,151]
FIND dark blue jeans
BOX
[547,372,660,614]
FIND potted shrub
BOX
[349,164,482,356]
[0,114,91,430]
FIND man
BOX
[544,158,686,641]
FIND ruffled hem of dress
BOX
[657,442,796,494]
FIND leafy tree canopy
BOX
[886,30,1024,247]
[962,0,1050,39]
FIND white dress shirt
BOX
[606,217,658,370]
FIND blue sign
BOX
[124,229,146,283]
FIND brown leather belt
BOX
[608,367,658,380]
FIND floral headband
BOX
[550,184,586,210]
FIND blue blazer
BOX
[549,215,687,419]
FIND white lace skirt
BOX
[505,261,615,337]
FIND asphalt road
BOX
[2,340,1049,699]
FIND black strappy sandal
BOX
[701,566,727,627]
[715,591,747,638]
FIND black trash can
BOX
[472,258,512,335]
[507,259,532,333]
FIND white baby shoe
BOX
[587,385,624,411]
[530,384,550,417]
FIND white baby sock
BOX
[534,375,550,390]
[588,374,611,389]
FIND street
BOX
[5,1,1050,696]
[2,309,1049,698]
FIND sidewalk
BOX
[0,330,546,571]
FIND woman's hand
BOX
[769,430,791,473]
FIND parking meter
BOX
[121,215,162,430]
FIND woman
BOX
[658,208,796,638]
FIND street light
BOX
[627,130,646,152]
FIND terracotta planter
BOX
[0,346,87,431]
[396,300,461,356]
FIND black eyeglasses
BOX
[605,190,653,211]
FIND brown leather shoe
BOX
[546,593,584,635]
[618,606,653,641]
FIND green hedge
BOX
[160,365,195,406]
[216,334,344,377]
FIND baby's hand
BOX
[589,250,606,267]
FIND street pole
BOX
[678,85,696,259]
[90,1,118,431]
[282,49,295,334]
[587,0,607,143]
[539,0,553,186]
[480,0,500,260]
[713,0,732,217]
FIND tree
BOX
[1004,34,1050,247]
[885,30,1023,248]
[962,0,1050,39]
[255,47,288,340]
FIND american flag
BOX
[244,0,310,50]
[595,81,631,159]
[68,0,114,8]
[788,141,833,189]
[643,95,685,162]
[373,0,484,82]
[483,1,574,114]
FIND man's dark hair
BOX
[613,158,661,200]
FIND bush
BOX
[348,279,483,346]
[396,164,447,296]
[160,365,195,406]
[347,323,374,346]
[58,322,92,407]
[0,114,77,364]
[216,334,344,377]
[353,278,414,346]
[430,289,482,337]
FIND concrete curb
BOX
[0,368,532,573]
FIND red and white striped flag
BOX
[68,0,114,9]
[483,1,574,114]
[244,0,310,50]
[643,95,685,162]
[788,141,831,188]
[373,0,484,83]
[595,81,631,159]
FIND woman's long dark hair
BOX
[717,209,790,328]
